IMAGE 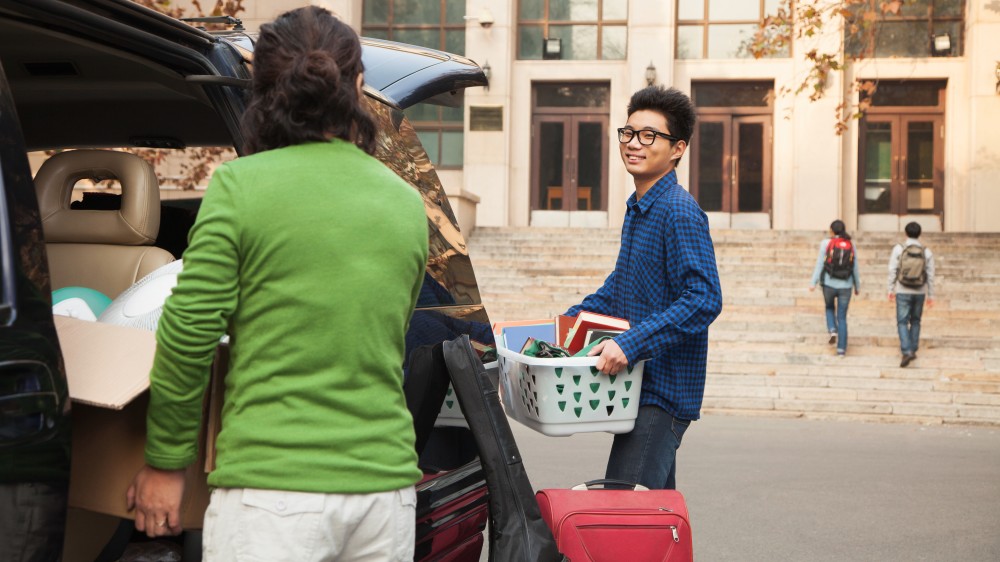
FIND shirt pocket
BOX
[240,488,325,517]
[631,251,667,311]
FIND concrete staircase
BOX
[467,227,1000,426]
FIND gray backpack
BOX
[897,244,927,288]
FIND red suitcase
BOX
[535,480,693,562]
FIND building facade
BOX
[215,1,1000,232]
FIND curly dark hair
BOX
[627,86,696,165]
[241,6,377,155]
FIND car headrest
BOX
[35,150,160,245]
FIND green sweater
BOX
[145,141,427,494]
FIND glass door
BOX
[859,115,943,215]
[690,114,771,213]
[531,114,609,211]
[733,115,771,212]
[691,116,729,212]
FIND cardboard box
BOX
[55,315,220,530]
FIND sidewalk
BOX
[505,414,1000,561]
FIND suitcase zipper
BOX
[556,508,687,544]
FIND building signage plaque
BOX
[470,105,503,131]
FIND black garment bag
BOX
[442,336,563,562]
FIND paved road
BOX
[485,414,1000,561]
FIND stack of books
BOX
[494,311,629,356]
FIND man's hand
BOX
[126,465,186,538]
[888,293,896,302]
[927,298,934,308]
[808,285,816,292]
[588,339,629,375]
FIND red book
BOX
[555,314,576,350]
[563,311,629,354]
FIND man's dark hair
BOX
[241,6,377,155]
[627,86,696,164]
[905,221,922,239]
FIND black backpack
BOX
[823,237,855,280]
[897,244,928,288]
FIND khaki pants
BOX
[202,486,416,561]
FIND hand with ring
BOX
[126,464,187,537]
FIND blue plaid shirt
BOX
[566,171,723,420]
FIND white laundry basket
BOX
[495,346,644,437]
[435,360,498,428]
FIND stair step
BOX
[468,227,1000,426]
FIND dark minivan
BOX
[0,0,494,560]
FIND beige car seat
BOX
[35,150,176,299]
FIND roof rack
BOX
[180,15,245,32]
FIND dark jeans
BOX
[0,482,67,562]
[605,405,691,490]
[896,293,926,355]
[822,286,852,352]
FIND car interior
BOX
[34,150,177,298]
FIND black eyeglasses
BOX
[617,128,680,146]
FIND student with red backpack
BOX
[809,220,861,356]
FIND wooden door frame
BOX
[530,116,570,211]
[690,114,733,212]
[857,113,944,216]
[529,113,610,211]
[691,113,772,213]
[899,114,944,215]
[732,114,773,213]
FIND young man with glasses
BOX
[564,85,722,490]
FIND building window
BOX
[677,0,786,60]
[362,0,466,168]
[846,0,964,58]
[518,0,628,60]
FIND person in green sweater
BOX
[126,7,428,560]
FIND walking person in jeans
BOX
[564,86,723,490]
[888,221,935,367]
[810,220,861,356]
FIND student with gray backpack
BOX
[810,219,861,357]
[888,221,935,367]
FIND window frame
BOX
[362,0,467,170]
[410,107,465,169]
[845,0,966,58]
[676,0,787,60]
[516,0,629,60]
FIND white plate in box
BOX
[435,360,498,428]
[495,347,644,437]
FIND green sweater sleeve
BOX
[145,165,240,469]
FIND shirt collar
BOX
[627,170,678,215]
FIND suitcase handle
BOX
[571,479,650,491]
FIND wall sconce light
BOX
[645,61,657,86]
[463,8,494,28]
[482,60,491,91]
[931,33,951,56]
[543,37,562,60]
[995,61,1000,95]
